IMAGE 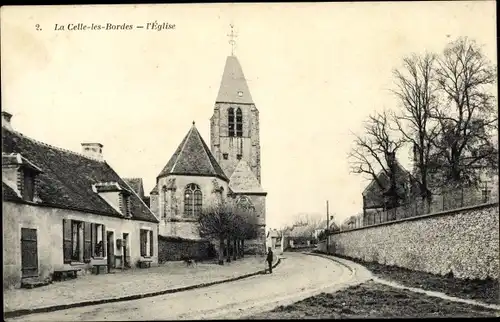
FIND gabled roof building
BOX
[2,111,159,289]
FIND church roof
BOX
[216,55,254,104]
[228,160,264,194]
[158,123,229,182]
[123,178,145,198]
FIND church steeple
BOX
[215,55,254,104]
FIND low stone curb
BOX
[308,251,500,312]
[374,277,500,312]
[4,257,281,319]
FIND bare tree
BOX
[349,111,406,208]
[197,202,234,265]
[391,53,440,203]
[432,37,498,187]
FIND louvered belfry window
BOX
[236,108,243,137]
[228,107,235,136]
[228,107,243,137]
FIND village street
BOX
[6,252,358,321]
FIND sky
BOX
[1,2,496,230]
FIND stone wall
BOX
[157,236,215,263]
[326,202,499,280]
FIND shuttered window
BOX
[63,219,72,263]
[149,230,154,257]
[21,228,38,278]
[102,224,106,257]
[140,230,147,257]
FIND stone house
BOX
[2,112,159,289]
[266,229,280,249]
[362,155,423,218]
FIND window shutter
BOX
[140,230,146,257]
[91,223,96,256]
[83,222,92,261]
[102,225,107,257]
[149,230,154,257]
[63,219,72,263]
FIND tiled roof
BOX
[2,127,158,223]
[228,160,264,194]
[2,182,21,201]
[123,178,145,198]
[362,160,423,209]
[216,55,254,104]
[158,123,229,182]
[150,185,159,195]
[267,230,280,238]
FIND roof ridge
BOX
[195,127,217,175]
[170,126,193,173]
[4,127,104,163]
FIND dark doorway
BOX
[21,228,38,278]
[107,231,114,270]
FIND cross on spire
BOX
[227,24,238,56]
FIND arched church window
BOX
[184,183,202,216]
[236,196,255,212]
[236,108,243,137]
[228,108,235,137]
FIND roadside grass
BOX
[246,281,500,319]
[319,252,499,305]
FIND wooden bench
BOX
[138,259,152,269]
[93,264,108,275]
[53,268,80,282]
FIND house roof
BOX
[317,219,340,232]
[216,55,254,104]
[267,229,280,238]
[362,159,424,209]
[157,123,229,182]
[150,185,158,195]
[228,160,264,194]
[123,178,145,198]
[2,127,158,223]
[2,182,21,201]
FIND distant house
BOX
[362,153,424,219]
[341,214,363,231]
[266,229,280,249]
[2,112,159,289]
[313,218,340,240]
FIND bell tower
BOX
[210,26,261,182]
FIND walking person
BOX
[266,247,273,274]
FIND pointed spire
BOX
[158,125,229,181]
[216,55,254,104]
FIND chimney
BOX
[2,111,13,131]
[81,143,104,161]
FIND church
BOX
[149,50,267,256]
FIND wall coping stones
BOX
[333,201,499,235]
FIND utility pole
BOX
[326,200,330,253]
